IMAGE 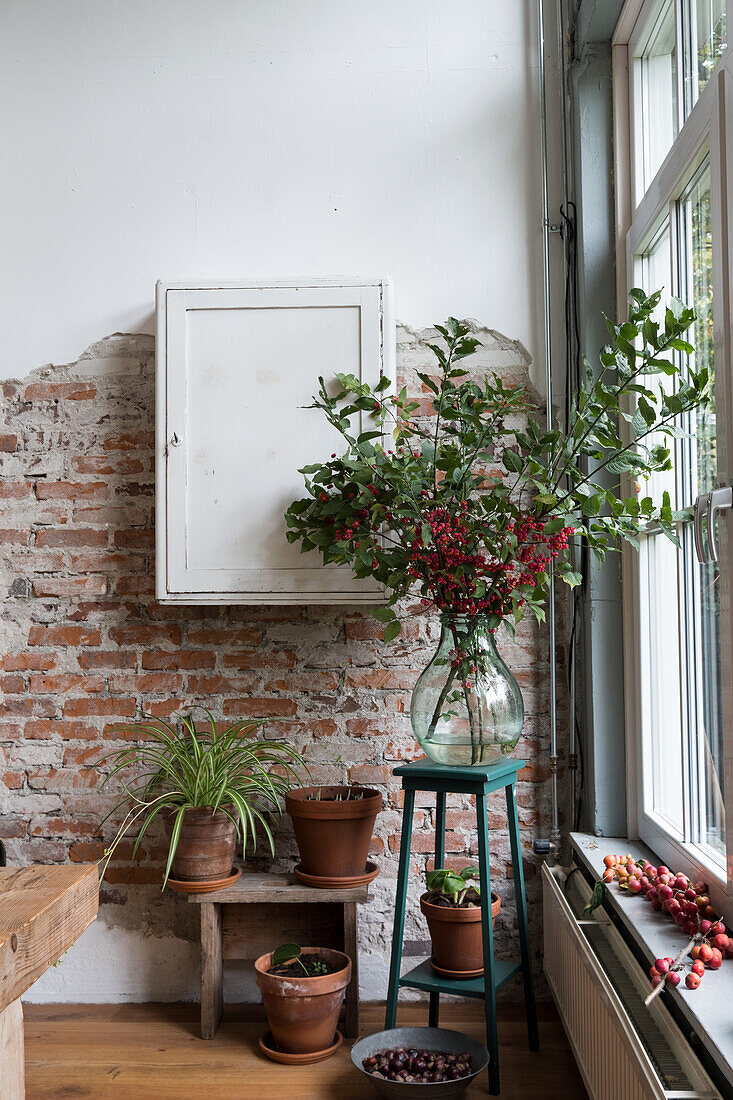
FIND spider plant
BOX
[99,709,304,887]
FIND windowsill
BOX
[571,832,733,1094]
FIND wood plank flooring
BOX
[23,1001,589,1099]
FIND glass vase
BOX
[410,613,524,766]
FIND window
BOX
[618,0,732,904]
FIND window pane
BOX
[695,0,727,97]
[645,532,685,832]
[640,223,675,509]
[679,163,725,859]
[639,0,679,192]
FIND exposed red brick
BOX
[186,674,259,694]
[188,627,262,646]
[103,866,162,885]
[3,652,57,672]
[24,381,97,401]
[36,481,107,501]
[264,671,340,693]
[24,720,99,740]
[114,529,155,549]
[347,764,390,786]
[71,455,144,475]
[115,575,155,595]
[29,625,102,647]
[0,481,31,499]
[344,669,419,690]
[102,431,155,451]
[29,673,103,694]
[35,528,108,548]
[0,434,18,451]
[63,698,137,717]
[32,576,107,597]
[108,673,183,694]
[110,625,182,646]
[77,650,137,670]
[142,650,215,670]
[0,528,30,544]
[0,675,26,694]
[69,840,105,862]
[222,698,297,717]
[222,650,296,671]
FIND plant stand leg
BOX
[476,789,499,1095]
[343,900,359,1039]
[385,787,415,1029]
[428,790,447,1028]
[200,902,223,1040]
[506,781,539,1051]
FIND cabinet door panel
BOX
[156,280,393,603]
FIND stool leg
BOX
[385,787,415,1029]
[476,789,500,1095]
[343,901,359,1040]
[429,791,447,1027]
[200,902,223,1039]
[506,782,539,1050]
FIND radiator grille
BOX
[542,864,721,1100]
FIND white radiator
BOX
[542,863,721,1100]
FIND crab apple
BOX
[650,897,662,911]
[666,970,681,987]
[693,881,708,894]
[700,919,712,935]
[658,885,674,900]
[696,895,710,910]
[685,887,698,901]
[713,934,730,953]
[669,900,682,915]
[650,965,661,979]
[602,869,614,883]
[711,921,726,936]
[639,875,650,889]
[647,867,658,879]
[725,943,733,960]
[657,874,671,886]
[658,866,670,877]
[699,944,713,964]
[691,959,706,977]
[686,972,702,990]
[650,973,663,988]
[627,876,642,895]
[704,905,716,920]
[707,949,723,970]
[654,958,670,975]
[603,855,617,868]
[684,920,699,937]
[691,945,702,961]
[675,874,689,888]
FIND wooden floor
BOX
[23,1001,588,1099]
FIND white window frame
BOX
[613,0,733,918]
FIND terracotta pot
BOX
[254,948,352,1054]
[285,786,382,879]
[164,807,237,882]
[420,891,501,974]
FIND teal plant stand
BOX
[385,758,539,1095]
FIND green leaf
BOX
[562,571,583,588]
[272,943,302,966]
[582,880,606,918]
[382,620,402,643]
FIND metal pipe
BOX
[537,0,561,861]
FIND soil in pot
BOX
[285,786,382,880]
[164,807,237,883]
[420,891,501,975]
[267,953,342,979]
[255,947,352,1055]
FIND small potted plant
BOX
[99,709,303,891]
[254,942,352,1063]
[285,784,382,887]
[421,866,500,978]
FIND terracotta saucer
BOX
[430,958,484,980]
[166,866,242,894]
[293,861,380,889]
[258,1030,343,1065]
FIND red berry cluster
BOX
[603,853,731,992]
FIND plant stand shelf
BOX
[385,758,539,1096]
[188,871,370,1040]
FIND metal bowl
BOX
[350,1026,489,1098]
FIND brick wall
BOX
[0,325,567,1001]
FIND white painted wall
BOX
[0,0,544,379]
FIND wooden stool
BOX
[188,872,369,1040]
[384,758,539,1095]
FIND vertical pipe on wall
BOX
[537,0,561,860]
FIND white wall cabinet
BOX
[155,278,394,604]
